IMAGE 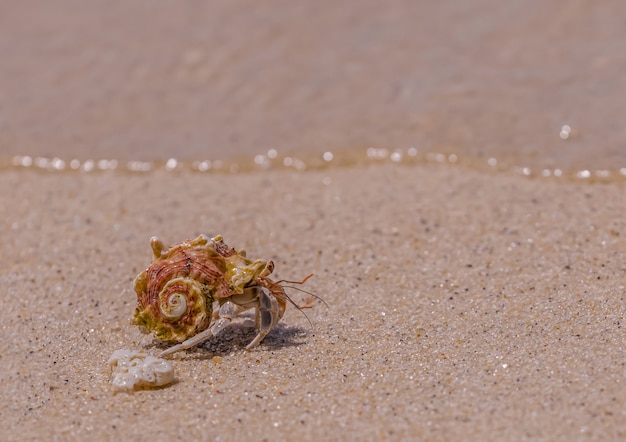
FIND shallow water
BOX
[1,1,625,180]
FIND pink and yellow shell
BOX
[133,234,268,343]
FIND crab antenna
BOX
[282,285,329,308]
[281,292,314,329]
[272,274,314,286]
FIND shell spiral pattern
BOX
[133,235,233,343]
[133,234,270,345]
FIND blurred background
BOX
[1,0,625,172]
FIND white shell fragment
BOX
[108,349,175,392]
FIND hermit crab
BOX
[133,234,315,357]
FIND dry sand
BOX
[1,164,625,441]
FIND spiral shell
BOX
[133,234,268,343]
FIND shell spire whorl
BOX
[134,235,232,343]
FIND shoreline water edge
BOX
[4,145,626,183]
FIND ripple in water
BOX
[4,144,626,184]
[2,1,626,183]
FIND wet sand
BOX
[2,1,626,171]
[1,165,625,440]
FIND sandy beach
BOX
[2,1,626,440]
[1,165,624,440]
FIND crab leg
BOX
[246,288,282,349]
[159,301,235,357]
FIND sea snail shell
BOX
[133,234,267,343]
